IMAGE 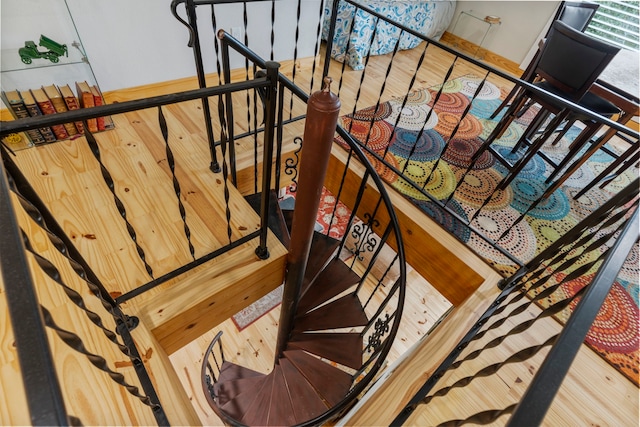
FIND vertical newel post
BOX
[275,77,341,360]
[255,61,280,260]
[183,0,220,172]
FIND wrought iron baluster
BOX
[289,0,303,120]
[360,30,402,151]
[40,306,163,412]
[158,105,196,260]
[6,170,124,322]
[82,124,154,278]
[20,230,131,356]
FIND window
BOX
[585,1,640,51]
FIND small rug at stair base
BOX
[232,286,283,331]
[338,75,639,385]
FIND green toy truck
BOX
[18,35,68,64]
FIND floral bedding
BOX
[322,0,456,70]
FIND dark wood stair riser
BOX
[297,259,361,314]
[265,366,297,426]
[283,349,353,407]
[239,373,276,426]
[294,294,368,332]
[220,376,270,423]
[215,375,267,407]
[289,332,364,370]
[299,232,341,296]
[245,190,291,248]
[279,358,329,423]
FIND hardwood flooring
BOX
[3,38,638,426]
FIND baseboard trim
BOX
[440,31,523,77]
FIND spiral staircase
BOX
[200,83,406,426]
[205,232,366,425]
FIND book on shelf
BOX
[30,87,69,140]
[42,84,79,136]
[89,84,106,131]
[19,90,58,143]
[75,81,98,133]
[1,132,34,151]
[58,84,84,134]
[1,90,47,144]
[90,84,113,130]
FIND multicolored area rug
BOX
[337,75,639,385]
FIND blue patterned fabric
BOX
[322,0,456,70]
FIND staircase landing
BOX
[130,231,287,354]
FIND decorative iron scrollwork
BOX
[348,213,380,261]
[366,313,391,353]
[284,136,302,192]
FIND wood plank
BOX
[127,320,202,426]
[219,374,269,423]
[133,232,287,354]
[238,371,275,426]
[6,196,200,426]
[338,272,503,426]
[439,31,523,77]
[214,361,266,406]
[0,267,30,426]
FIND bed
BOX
[322,0,456,70]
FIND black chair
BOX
[490,1,600,120]
[483,20,621,190]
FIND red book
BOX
[59,84,84,134]
[91,85,114,130]
[30,87,69,140]
[42,84,79,136]
[75,81,98,133]
[89,84,106,131]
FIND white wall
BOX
[2,0,559,93]
[1,0,322,93]
[447,0,560,65]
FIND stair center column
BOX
[275,78,341,360]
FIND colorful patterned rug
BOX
[337,75,639,385]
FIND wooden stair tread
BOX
[294,294,368,332]
[281,207,294,232]
[289,332,364,370]
[220,375,270,423]
[266,365,297,426]
[300,232,341,296]
[217,361,264,383]
[297,259,361,314]
[245,190,291,248]
[279,357,329,423]
[214,361,265,405]
[283,349,353,407]
[239,371,276,426]
[133,232,287,354]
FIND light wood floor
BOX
[3,38,638,426]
